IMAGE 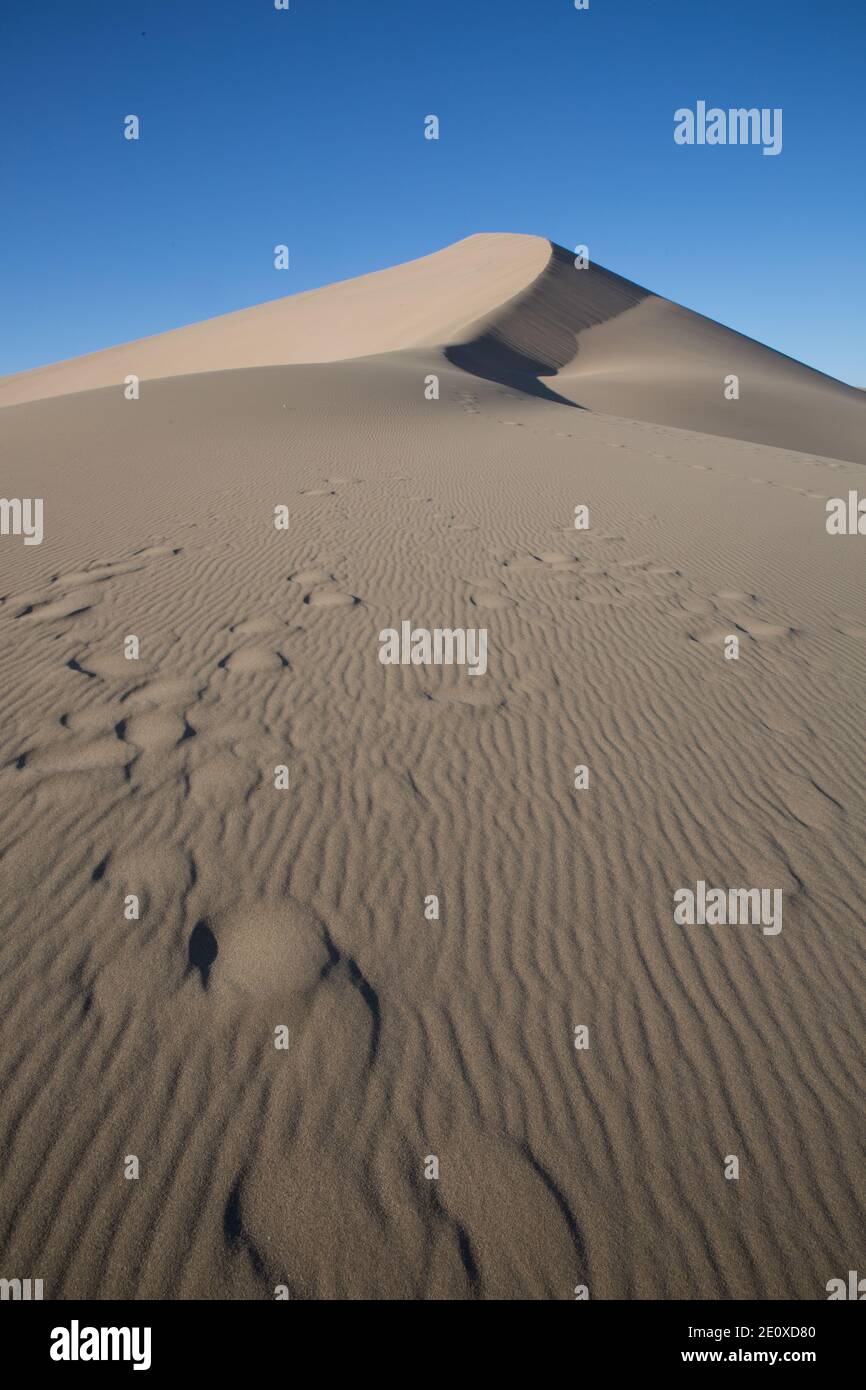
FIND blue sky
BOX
[2,0,864,383]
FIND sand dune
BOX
[0,234,549,408]
[4,233,865,467]
[450,241,866,463]
[1,240,864,1299]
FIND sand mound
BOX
[0,234,548,407]
[3,232,864,462]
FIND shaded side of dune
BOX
[442,239,866,464]
[446,244,651,406]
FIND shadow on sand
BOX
[445,242,652,408]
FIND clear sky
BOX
[2,0,864,383]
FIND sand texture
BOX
[1,236,864,1299]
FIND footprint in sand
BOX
[688,620,797,647]
[37,669,204,782]
[6,561,145,617]
[0,589,45,612]
[9,545,182,629]
[500,556,543,573]
[185,746,261,804]
[531,551,582,571]
[221,645,289,673]
[69,648,155,680]
[59,706,118,736]
[26,704,193,777]
[303,588,361,609]
[686,624,743,648]
[500,551,580,575]
[132,544,183,559]
[15,591,103,624]
[184,898,381,1066]
[469,590,516,611]
[21,733,132,775]
[741,621,798,641]
[121,677,205,712]
[121,709,194,752]
[229,615,288,639]
[51,560,145,588]
[188,899,331,998]
[101,844,195,920]
[288,569,361,607]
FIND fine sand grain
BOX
[1,236,864,1298]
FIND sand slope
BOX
[449,242,866,463]
[1,249,865,1300]
[3,233,865,467]
[0,235,549,408]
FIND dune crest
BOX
[0,234,549,407]
[3,233,865,464]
